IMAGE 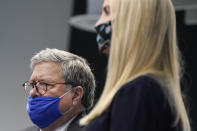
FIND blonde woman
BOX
[80,0,191,130]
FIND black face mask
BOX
[95,21,112,52]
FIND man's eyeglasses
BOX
[22,81,76,95]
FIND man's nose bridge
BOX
[30,87,39,96]
[33,82,41,91]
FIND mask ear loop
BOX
[59,88,73,99]
[62,99,82,115]
[59,87,80,115]
[61,106,75,115]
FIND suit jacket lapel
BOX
[67,111,86,131]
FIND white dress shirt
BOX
[40,115,77,131]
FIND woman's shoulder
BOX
[113,75,167,106]
[119,75,163,94]
[111,75,170,118]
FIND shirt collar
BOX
[55,115,77,131]
[40,115,77,131]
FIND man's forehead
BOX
[30,62,63,82]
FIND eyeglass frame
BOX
[22,81,77,95]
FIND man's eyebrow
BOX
[29,77,55,83]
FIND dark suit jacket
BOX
[85,75,182,131]
[22,111,85,131]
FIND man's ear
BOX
[72,86,83,105]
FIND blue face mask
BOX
[95,21,112,52]
[26,89,73,129]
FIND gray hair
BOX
[31,48,96,109]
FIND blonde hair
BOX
[80,0,190,130]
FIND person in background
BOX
[22,48,95,131]
[94,0,111,55]
[80,0,191,130]
[93,0,112,101]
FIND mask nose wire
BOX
[59,88,73,99]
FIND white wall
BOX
[0,0,73,130]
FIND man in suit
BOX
[22,48,95,131]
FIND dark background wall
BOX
[176,11,197,130]
[69,0,197,130]
[177,11,197,130]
